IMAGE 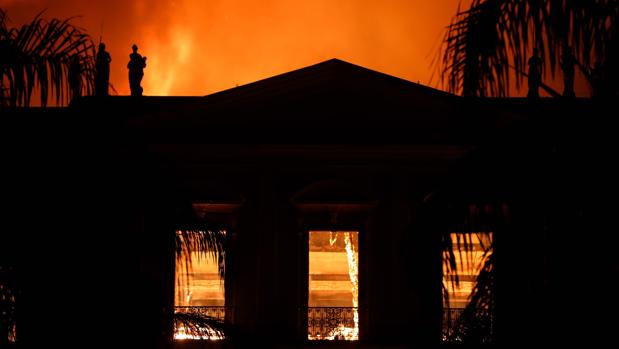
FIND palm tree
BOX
[437,196,498,344]
[0,9,95,107]
[440,0,619,97]
[175,230,226,279]
[1,228,227,344]
[438,5,616,343]
[442,232,494,343]
[174,230,228,339]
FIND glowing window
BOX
[308,231,359,341]
[442,232,494,343]
[174,230,225,340]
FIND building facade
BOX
[2,59,615,349]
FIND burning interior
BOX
[442,232,494,342]
[174,230,226,340]
[308,231,359,340]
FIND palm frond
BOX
[173,311,226,340]
[175,230,226,279]
[448,250,495,343]
[440,0,510,97]
[442,231,495,343]
[439,0,619,97]
[0,9,95,107]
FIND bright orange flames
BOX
[2,0,469,96]
[173,326,224,341]
[343,232,359,340]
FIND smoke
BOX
[2,0,464,96]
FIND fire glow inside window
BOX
[308,231,359,341]
[174,230,225,340]
[442,232,494,342]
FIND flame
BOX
[3,1,590,98]
[314,324,358,341]
[8,323,16,343]
[173,326,224,341]
[329,231,337,246]
[308,231,359,341]
[143,27,196,96]
[343,232,359,340]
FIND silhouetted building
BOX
[2,59,615,349]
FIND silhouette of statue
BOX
[68,55,82,102]
[127,44,147,96]
[95,42,112,96]
[527,48,542,98]
[560,44,576,98]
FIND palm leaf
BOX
[175,229,226,305]
[439,0,619,97]
[173,312,226,340]
[448,249,495,343]
[0,9,95,107]
[175,230,226,279]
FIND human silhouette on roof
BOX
[95,43,112,96]
[68,55,82,102]
[527,48,542,98]
[127,44,147,96]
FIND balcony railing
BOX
[307,307,358,341]
[174,306,232,321]
[173,306,232,340]
[443,308,464,340]
[443,308,493,343]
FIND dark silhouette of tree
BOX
[440,1,619,97]
[560,44,576,97]
[173,312,226,340]
[175,229,226,280]
[438,7,618,338]
[68,54,83,102]
[527,47,543,98]
[174,230,227,338]
[0,9,95,107]
[442,233,494,343]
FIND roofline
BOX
[200,58,456,100]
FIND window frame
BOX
[172,201,241,341]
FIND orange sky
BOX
[1,0,589,97]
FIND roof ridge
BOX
[197,58,453,104]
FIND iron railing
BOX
[174,306,231,340]
[174,306,231,321]
[443,308,464,340]
[443,308,494,343]
[307,307,358,340]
